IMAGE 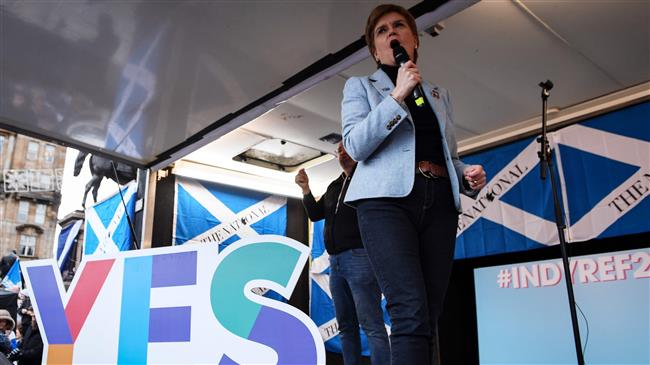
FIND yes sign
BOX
[22,235,325,364]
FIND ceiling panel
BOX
[522,0,650,86]
[0,0,417,166]
[244,105,340,154]
[285,75,348,125]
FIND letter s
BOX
[210,235,324,365]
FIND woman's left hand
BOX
[464,165,486,191]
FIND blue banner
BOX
[174,176,288,300]
[174,177,287,248]
[56,219,82,271]
[456,102,650,259]
[84,182,137,256]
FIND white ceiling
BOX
[1,0,648,196]
[184,0,650,195]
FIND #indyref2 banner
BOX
[474,247,649,364]
[456,102,650,259]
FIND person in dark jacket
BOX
[295,142,389,365]
[7,308,42,365]
[16,293,31,337]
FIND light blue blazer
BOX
[341,68,475,211]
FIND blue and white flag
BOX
[84,181,137,256]
[309,220,340,352]
[1,259,21,289]
[310,220,390,355]
[55,219,83,271]
[174,177,288,300]
[554,103,649,242]
[174,177,287,248]
[456,102,650,259]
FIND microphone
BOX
[391,40,426,107]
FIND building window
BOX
[44,144,56,165]
[0,135,5,156]
[35,172,52,191]
[17,201,30,222]
[27,141,39,161]
[19,235,36,257]
[35,204,47,225]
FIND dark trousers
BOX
[356,175,458,365]
[329,249,390,365]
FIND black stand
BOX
[111,161,141,250]
[537,80,585,365]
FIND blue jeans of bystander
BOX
[329,248,390,365]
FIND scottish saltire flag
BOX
[309,220,341,353]
[174,177,287,248]
[456,101,650,259]
[555,102,650,241]
[174,176,288,300]
[55,219,82,271]
[1,259,21,289]
[309,220,390,355]
[84,181,137,256]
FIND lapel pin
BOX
[382,87,390,91]
[431,89,440,99]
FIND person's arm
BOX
[341,77,409,162]
[444,89,486,197]
[302,192,325,222]
[295,169,325,221]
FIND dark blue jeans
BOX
[356,175,458,365]
[329,248,390,365]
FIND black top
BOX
[16,326,42,365]
[301,173,363,255]
[380,64,446,165]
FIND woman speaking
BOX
[341,4,486,364]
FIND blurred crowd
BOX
[0,289,43,365]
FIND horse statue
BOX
[73,151,138,208]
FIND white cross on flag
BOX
[84,182,138,256]
[455,102,649,258]
[173,177,287,249]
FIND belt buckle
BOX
[418,165,438,179]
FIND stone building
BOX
[0,129,66,260]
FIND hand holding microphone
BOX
[390,40,426,107]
